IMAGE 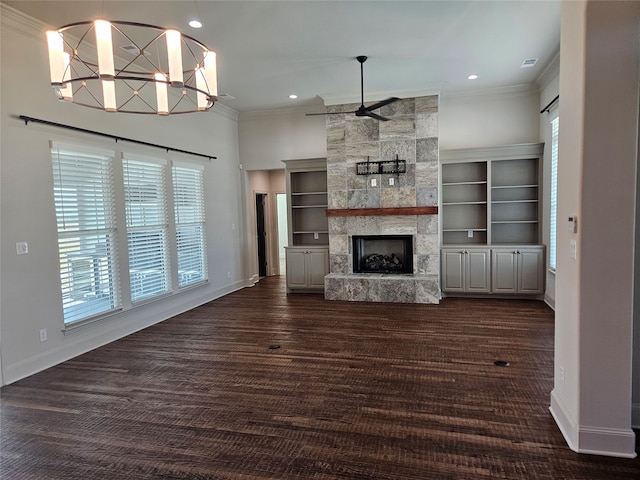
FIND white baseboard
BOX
[550,389,637,458]
[544,294,555,310]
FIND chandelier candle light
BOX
[46,20,218,114]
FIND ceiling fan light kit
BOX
[307,55,400,121]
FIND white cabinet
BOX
[441,245,545,296]
[285,246,329,293]
[441,248,490,293]
[491,247,545,294]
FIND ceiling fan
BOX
[307,56,400,121]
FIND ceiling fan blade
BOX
[364,111,390,122]
[365,97,400,112]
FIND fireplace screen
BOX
[352,235,413,274]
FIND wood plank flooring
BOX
[1,276,638,479]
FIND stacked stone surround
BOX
[324,95,441,304]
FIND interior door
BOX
[256,193,267,277]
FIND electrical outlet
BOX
[227,271,231,278]
[314,232,319,240]
[39,329,47,342]
[388,177,394,186]
[559,366,565,384]
[371,178,377,187]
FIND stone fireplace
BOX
[323,95,440,304]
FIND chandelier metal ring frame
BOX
[46,20,218,115]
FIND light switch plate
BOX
[371,178,377,187]
[16,242,28,255]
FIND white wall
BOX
[0,6,245,384]
[238,107,327,170]
[439,86,541,150]
[550,0,638,457]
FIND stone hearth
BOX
[323,96,441,304]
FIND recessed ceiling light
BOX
[189,20,202,29]
[468,74,478,80]
[289,94,298,99]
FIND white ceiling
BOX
[5,0,561,113]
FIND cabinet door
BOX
[441,250,465,292]
[286,249,308,289]
[518,248,544,294]
[492,249,518,293]
[466,249,490,293]
[307,250,329,288]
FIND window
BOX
[173,163,207,287]
[123,156,170,302]
[549,115,559,270]
[52,143,208,327]
[52,146,120,324]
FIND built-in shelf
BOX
[284,158,329,247]
[440,143,543,246]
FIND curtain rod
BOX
[540,95,559,114]
[18,115,217,160]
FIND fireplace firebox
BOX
[352,235,413,274]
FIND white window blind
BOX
[123,157,170,302]
[549,115,559,271]
[52,146,120,324]
[173,164,207,287]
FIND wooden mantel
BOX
[326,206,438,217]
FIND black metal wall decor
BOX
[356,155,406,176]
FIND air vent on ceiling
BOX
[520,58,538,68]
[121,44,149,57]
[218,93,236,100]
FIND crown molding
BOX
[1,3,52,38]
[536,51,560,90]
[440,83,539,101]
[211,102,239,122]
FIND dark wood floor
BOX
[1,276,638,479]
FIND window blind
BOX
[52,147,120,324]
[173,164,207,287]
[549,116,559,271]
[123,157,170,302]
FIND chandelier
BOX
[46,20,217,114]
